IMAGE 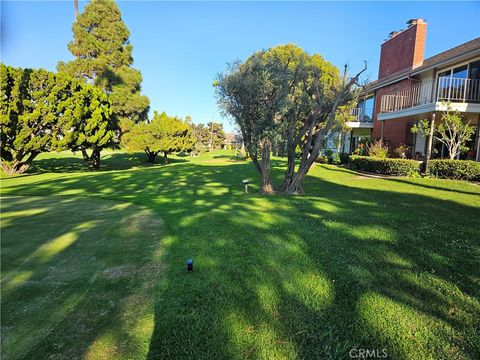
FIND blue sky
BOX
[2,1,480,131]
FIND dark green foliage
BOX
[428,159,480,181]
[315,155,329,164]
[339,153,350,164]
[349,155,420,177]
[321,149,341,165]
[0,64,113,173]
[58,0,149,132]
[316,150,342,165]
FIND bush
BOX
[315,155,329,164]
[428,159,480,181]
[353,142,368,156]
[367,139,389,158]
[339,153,350,164]
[349,156,420,177]
[330,153,341,165]
[317,149,340,164]
[393,144,410,159]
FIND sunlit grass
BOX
[1,150,479,359]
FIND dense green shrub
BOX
[330,153,341,165]
[428,159,480,181]
[315,155,329,164]
[339,153,350,164]
[349,156,420,177]
[319,149,341,165]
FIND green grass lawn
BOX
[1,150,480,360]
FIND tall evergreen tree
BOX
[58,0,149,140]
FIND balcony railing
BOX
[349,108,373,122]
[436,77,480,103]
[380,77,480,113]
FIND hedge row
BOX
[428,159,480,181]
[349,156,420,177]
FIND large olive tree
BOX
[216,44,366,194]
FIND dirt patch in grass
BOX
[102,262,164,282]
[102,265,137,279]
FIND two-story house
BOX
[338,19,480,161]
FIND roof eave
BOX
[366,47,480,93]
[410,47,480,76]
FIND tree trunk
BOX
[285,132,325,194]
[163,152,169,164]
[424,114,435,173]
[146,151,158,163]
[1,152,39,174]
[260,141,274,194]
[90,148,101,169]
[1,162,31,175]
[279,149,295,191]
[80,146,91,161]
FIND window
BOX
[437,60,480,102]
[468,60,480,103]
[357,97,374,122]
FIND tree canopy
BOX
[57,0,149,134]
[192,122,226,153]
[122,111,195,163]
[216,44,366,194]
[1,64,113,173]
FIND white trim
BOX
[434,102,480,113]
[378,103,435,120]
[378,102,480,121]
[346,121,374,128]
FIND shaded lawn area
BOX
[1,151,480,359]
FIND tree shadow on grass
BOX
[1,161,480,359]
[320,164,480,196]
[0,195,165,360]
[387,177,480,196]
[146,172,480,359]
[27,152,188,174]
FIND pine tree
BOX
[58,0,149,140]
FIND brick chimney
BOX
[378,18,427,79]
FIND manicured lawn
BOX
[1,150,480,359]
